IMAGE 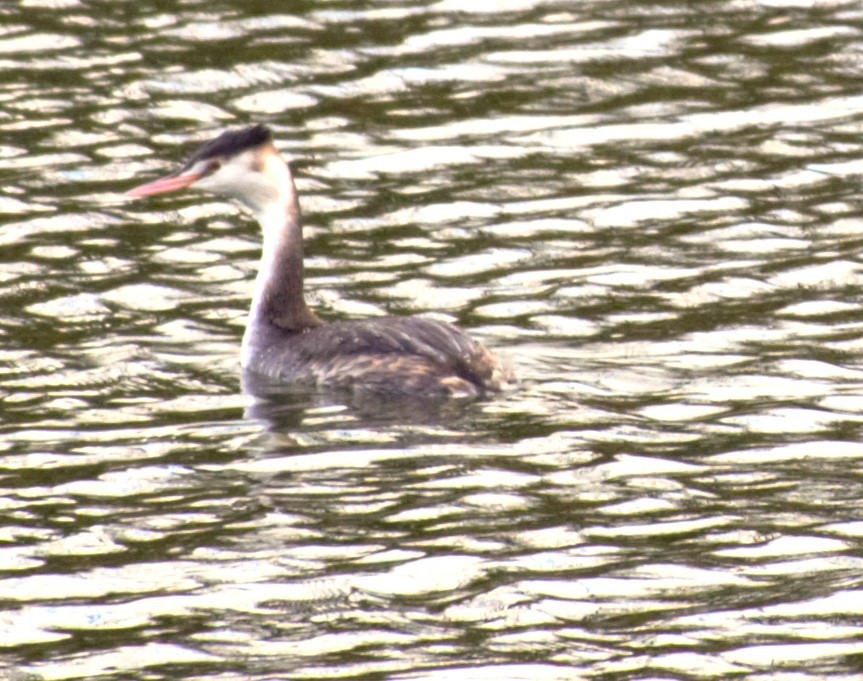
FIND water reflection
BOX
[241,371,486,429]
[4,0,863,679]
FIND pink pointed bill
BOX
[126,171,202,199]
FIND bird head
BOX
[127,124,293,214]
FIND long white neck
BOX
[240,158,321,367]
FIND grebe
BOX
[127,125,513,397]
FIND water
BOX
[3,0,863,678]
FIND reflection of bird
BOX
[128,125,513,397]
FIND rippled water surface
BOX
[5,0,863,679]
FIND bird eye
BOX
[203,160,221,176]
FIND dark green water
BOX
[3,1,863,679]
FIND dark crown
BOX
[186,124,273,165]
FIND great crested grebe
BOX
[127,125,513,397]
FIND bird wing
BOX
[287,317,506,389]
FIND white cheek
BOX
[191,149,290,213]
[198,166,266,206]
[204,165,244,193]
[265,154,293,193]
